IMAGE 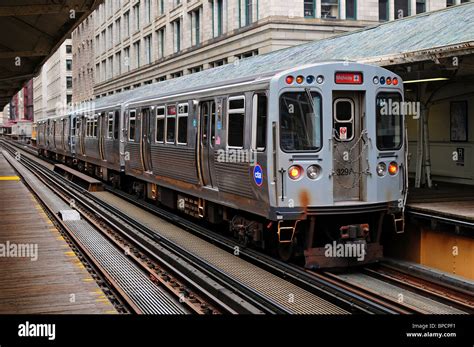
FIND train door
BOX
[198,100,217,188]
[140,107,153,173]
[332,92,366,202]
[98,112,106,161]
[79,116,85,155]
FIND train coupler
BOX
[339,223,369,240]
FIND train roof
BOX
[72,2,474,114]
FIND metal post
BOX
[422,104,433,188]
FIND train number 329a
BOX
[335,168,353,176]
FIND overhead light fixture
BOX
[403,77,449,84]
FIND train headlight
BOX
[307,165,321,180]
[373,76,379,84]
[388,162,398,175]
[377,162,387,176]
[288,165,303,180]
[316,75,324,84]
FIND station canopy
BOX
[0,0,101,109]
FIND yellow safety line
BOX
[0,176,20,181]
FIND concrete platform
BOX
[407,182,474,222]
[0,153,117,314]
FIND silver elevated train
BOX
[37,61,407,268]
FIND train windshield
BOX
[280,91,322,152]
[376,92,403,150]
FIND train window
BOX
[228,96,245,148]
[93,116,98,137]
[210,102,216,147]
[252,93,267,151]
[280,91,322,152]
[107,112,114,138]
[72,118,76,137]
[156,107,165,143]
[114,111,120,139]
[177,103,188,145]
[166,105,176,143]
[129,110,136,141]
[333,98,354,141]
[376,92,403,150]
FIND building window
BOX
[209,58,227,68]
[170,71,183,79]
[394,0,409,18]
[173,19,181,53]
[115,18,121,44]
[188,65,203,74]
[108,56,113,79]
[66,76,73,89]
[416,0,426,14]
[124,46,130,72]
[446,0,454,6]
[304,0,315,18]
[116,52,122,75]
[321,0,339,19]
[66,45,72,54]
[379,0,389,21]
[235,49,258,60]
[228,96,245,148]
[133,41,141,68]
[245,0,253,25]
[66,59,72,71]
[346,0,356,19]
[133,2,140,32]
[157,28,165,58]
[124,11,130,37]
[107,24,113,50]
[191,8,201,46]
[156,76,167,82]
[144,35,152,64]
[159,0,165,14]
[217,0,223,36]
[66,94,72,105]
[144,0,151,23]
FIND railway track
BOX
[362,263,474,314]
[1,140,350,314]
[1,142,272,314]
[4,138,470,315]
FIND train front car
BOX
[268,62,407,268]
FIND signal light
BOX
[380,77,385,85]
[393,77,399,86]
[373,76,379,84]
[288,165,303,180]
[286,76,294,84]
[306,75,315,84]
[388,162,398,175]
[296,75,304,84]
[386,77,392,85]
[316,75,324,84]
